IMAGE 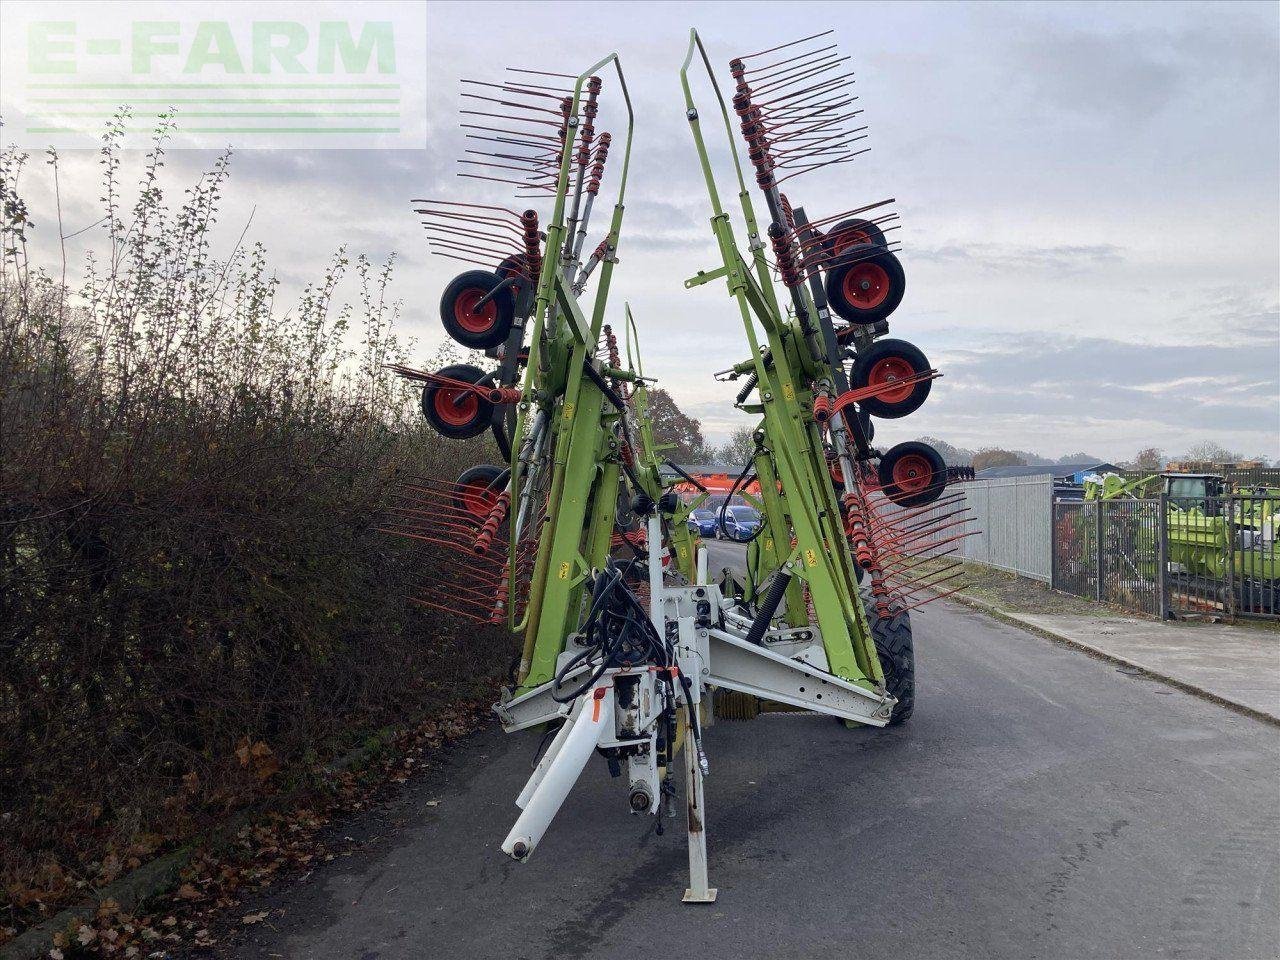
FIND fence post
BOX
[1224,495,1235,620]
[1157,491,1169,620]
[1048,487,1058,590]
[1094,501,1105,602]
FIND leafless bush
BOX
[0,116,511,926]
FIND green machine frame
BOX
[678,30,884,691]
[507,54,643,694]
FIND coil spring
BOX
[486,386,523,405]
[557,96,572,147]
[843,491,875,569]
[576,77,601,165]
[813,392,832,423]
[472,491,511,556]
[769,223,801,286]
[603,324,622,368]
[587,132,611,195]
[491,576,509,623]
[521,209,542,280]
[729,61,776,191]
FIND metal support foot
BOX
[681,725,717,903]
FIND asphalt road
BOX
[225,543,1280,960]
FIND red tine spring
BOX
[486,386,523,405]
[587,132,611,195]
[768,223,801,286]
[812,391,832,423]
[576,76,602,166]
[521,209,543,279]
[473,491,511,555]
[491,575,509,623]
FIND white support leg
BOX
[682,723,716,903]
[502,684,613,861]
[515,697,582,809]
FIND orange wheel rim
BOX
[842,262,891,310]
[867,356,916,404]
[892,453,933,493]
[832,228,871,257]
[454,288,498,334]
[458,479,496,519]
[434,388,479,427]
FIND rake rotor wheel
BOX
[877,441,946,508]
[824,244,905,324]
[824,217,887,261]
[440,270,516,350]
[420,364,494,440]
[454,464,506,519]
[852,339,932,419]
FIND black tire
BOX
[878,441,946,508]
[453,464,505,519]
[496,255,534,302]
[852,338,932,419]
[825,244,905,324]
[421,364,494,440]
[823,217,887,263]
[863,586,914,725]
[439,270,515,349]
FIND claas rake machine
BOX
[383,29,972,904]
[668,23,975,826]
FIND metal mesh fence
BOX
[1166,495,1279,620]
[956,476,1052,582]
[1051,500,1160,616]
[1051,501,1097,599]
[1099,500,1162,616]
[1052,494,1279,621]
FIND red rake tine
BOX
[746,43,840,77]
[735,29,835,61]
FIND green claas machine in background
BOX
[1083,472,1278,614]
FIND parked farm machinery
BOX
[384,29,973,902]
[1080,472,1278,616]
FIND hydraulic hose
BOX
[743,569,791,646]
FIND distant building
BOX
[975,461,1119,483]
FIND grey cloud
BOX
[911,242,1124,273]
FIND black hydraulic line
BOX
[664,460,709,493]
[472,273,522,310]
[743,570,792,646]
[582,357,628,412]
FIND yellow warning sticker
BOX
[558,561,571,579]
[805,549,818,567]
[562,403,575,422]
[782,382,795,401]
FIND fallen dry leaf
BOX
[241,911,268,925]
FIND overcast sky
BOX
[6,0,1279,461]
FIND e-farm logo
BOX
[1,1,426,149]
